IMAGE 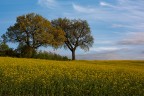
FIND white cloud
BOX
[118,32,144,45]
[90,47,124,52]
[71,0,144,26]
[112,23,144,31]
[100,2,114,8]
[100,2,108,6]
[38,0,57,8]
[95,40,113,44]
[112,24,126,28]
[73,4,96,14]
[76,51,144,60]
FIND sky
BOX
[1,0,144,60]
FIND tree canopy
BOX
[51,18,94,60]
[1,13,94,60]
[3,13,65,57]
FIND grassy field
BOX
[0,57,144,96]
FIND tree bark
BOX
[72,50,75,60]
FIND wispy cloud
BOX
[112,23,144,31]
[90,47,124,52]
[72,4,96,14]
[38,0,57,8]
[95,40,113,44]
[72,0,144,48]
[76,51,144,60]
[100,2,115,8]
[72,0,144,24]
[118,32,144,45]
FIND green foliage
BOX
[0,42,68,61]
[0,57,144,96]
[0,42,9,51]
[51,18,94,60]
[3,13,65,57]
[0,42,14,56]
[16,45,36,58]
[33,50,69,61]
[2,13,94,60]
[0,41,68,60]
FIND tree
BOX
[0,35,10,56]
[0,35,16,57]
[51,18,94,60]
[4,13,65,57]
[0,41,14,56]
[0,42,9,53]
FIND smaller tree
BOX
[51,18,94,60]
[0,35,16,57]
[0,42,12,56]
[0,42,9,52]
[0,35,9,56]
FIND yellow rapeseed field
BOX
[0,57,144,96]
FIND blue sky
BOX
[1,0,144,60]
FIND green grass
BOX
[0,57,144,96]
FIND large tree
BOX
[4,13,65,57]
[51,18,94,60]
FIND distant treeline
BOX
[0,42,69,61]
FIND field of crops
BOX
[0,57,144,96]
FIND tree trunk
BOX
[72,50,75,60]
